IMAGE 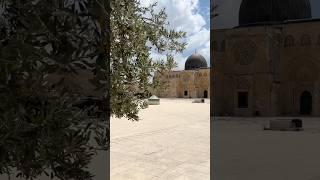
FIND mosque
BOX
[213,0,320,116]
[155,53,210,98]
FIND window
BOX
[184,91,188,96]
[238,92,248,108]
[284,35,294,47]
[300,34,311,46]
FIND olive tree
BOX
[0,0,109,179]
[110,0,186,120]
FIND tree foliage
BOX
[0,0,185,178]
[0,0,109,179]
[110,0,186,121]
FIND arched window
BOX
[284,35,295,47]
[300,34,311,46]
[276,34,283,45]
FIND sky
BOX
[140,0,210,70]
[214,0,320,29]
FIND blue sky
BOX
[199,0,211,29]
[140,0,210,70]
[214,0,320,29]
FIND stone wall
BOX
[155,69,210,99]
[213,20,320,117]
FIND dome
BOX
[185,53,208,70]
[239,0,312,26]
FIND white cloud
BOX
[198,40,210,66]
[149,52,167,61]
[172,53,186,70]
[186,28,210,50]
[140,0,210,70]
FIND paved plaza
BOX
[214,117,320,180]
[110,99,210,180]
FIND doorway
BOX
[238,91,248,108]
[204,90,208,98]
[184,91,188,96]
[300,91,312,115]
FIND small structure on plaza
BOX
[264,119,303,131]
[192,99,205,103]
[148,95,160,105]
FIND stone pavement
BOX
[213,117,320,180]
[110,99,210,180]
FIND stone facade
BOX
[213,20,320,117]
[155,68,210,99]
